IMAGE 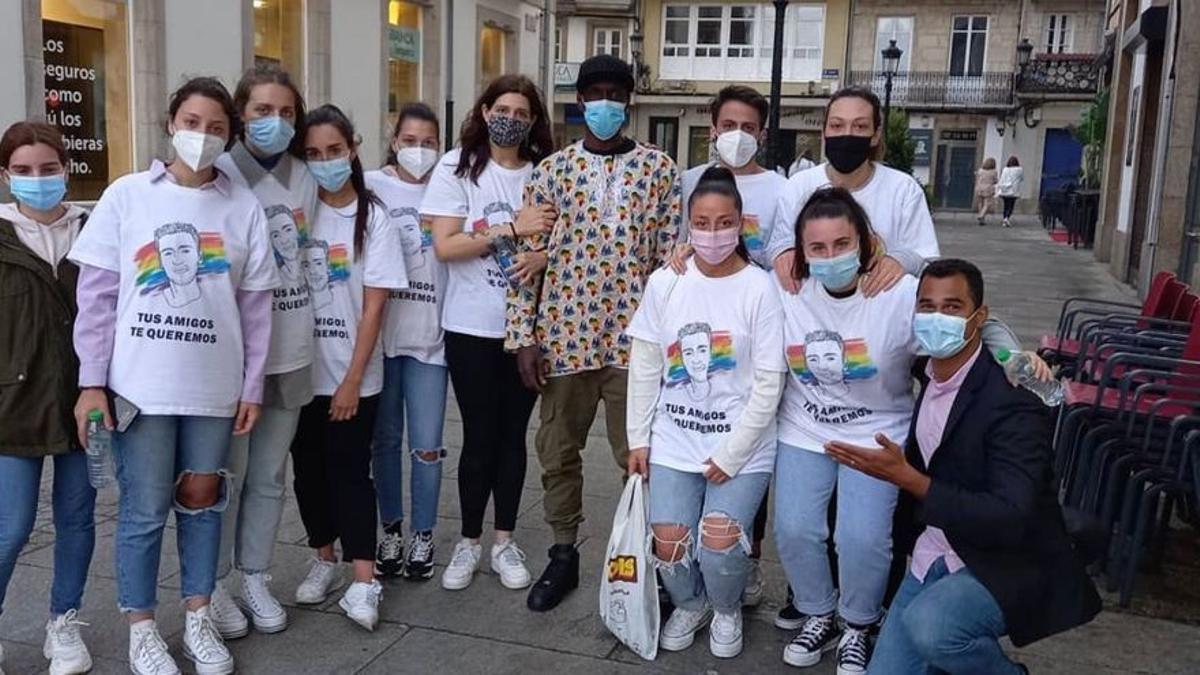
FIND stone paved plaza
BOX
[3,215,1200,674]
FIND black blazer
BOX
[895,353,1101,647]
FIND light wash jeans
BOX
[217,404,301,578]
[648,464,770,613]
[113,415,233,613]
[774,443,899,625]
[868,558,1021,674]
[372,356,448,533]
[0,453,95,616]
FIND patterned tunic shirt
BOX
[505,141,681,376]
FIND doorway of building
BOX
[935,143,977,209]
[1040,128,1084,198]
[650,117,679,162]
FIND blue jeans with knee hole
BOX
[0,453,95,616]
[372,356,448,533]
[113,415,233,613]
[868,558,1021,675]
[648,464,770,613]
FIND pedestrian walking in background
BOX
[788,150,816,178]
[997,156,1024,228]
[974,157,998,226]
[0,121,96,675]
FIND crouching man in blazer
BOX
[825,258,1101,674]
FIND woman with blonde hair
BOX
[974,157,997,226]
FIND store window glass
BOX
[388,0,422,122]
[480,25,506,91]
[41,0,132,201]
[687,126,711,168]
[253,0,304,77]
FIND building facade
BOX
[1,0,555,202]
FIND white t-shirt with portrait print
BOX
[216,150,320,375]
[366,168,447,366]
[775,274,920,453]
[306,200,409,398]
[626,259,786,476]
[67,165,280,417]
[681,164,789,269]
[419,148,532,339]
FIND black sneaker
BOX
[403,531,435,581]
[782,613,840,668]
[836,625,871,675]
[526,544,579,612]
[776,585,805,630]
[375,523,404,578]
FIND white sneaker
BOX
[338,580,383,631]
[208,580,249,639]
[128,620,180,675]
[659,605,713,652]
[742,558,763,607]
[490,539,532,589]
[710,609,744,659]
[183,606,234,675]
[441,539,482,590]
[239,571,288,633]
[295,557,341,604]
[43,610,92,675]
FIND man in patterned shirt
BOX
[507,54,681,612]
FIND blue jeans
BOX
[774,444,899,625]
[0,453,95,616]
[113,415,233,613]
[648,464,770,613]
[869,558,1021,674]
[372,356,448,533]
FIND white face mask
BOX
[171,129,226,172]
[396,146,438,179]
[714,130,759,169]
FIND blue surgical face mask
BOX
[308,156,352,192]
[808,249,860,291]
[8,174,68,211]
[583,99,627,141]
[246,116,295,156]
[913,310,979,359]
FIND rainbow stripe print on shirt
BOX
[665,330,736,386]
[133,229,230,295]
[787,337,878,384]
[420,219,433,248]
[741,215,764,252]
[327,243,351,283]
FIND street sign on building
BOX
[554,62,580,88]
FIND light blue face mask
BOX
[913,311,978,358]
[8,174,67,211]
[583,99,627,141]
[808,249,860,291]
[246,116,295,156]
[307,156,352,192]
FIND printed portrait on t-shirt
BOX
[133,222,230,309]
[390,206,426,272]
[473,201,516,235]
[265,204,303,283]
[300,239,350,311]
[787,330,879,404]
[666,322,737,402]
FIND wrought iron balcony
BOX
[1017,53,1101,96]
[845,71,1015,109]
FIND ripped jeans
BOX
[113,414,234,613]
[648,464,770,613]
[372,356,448,533]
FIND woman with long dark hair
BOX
[289,105,408,631]
[997,155,1024,228]
[420,74,555,593]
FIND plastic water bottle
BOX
[998,349,1064,407]
[491,236,520,289]
[85,410,115,489]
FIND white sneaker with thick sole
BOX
[295,557,341,604]
[128,620,180,675]
[239,571,288,633]
[43,610,92,675]
[208,580,249,639]
[490,539,532,589]
[710,609,744,659]
[338,580,383,631]
[441,539,482,590]
[659,606,713,652]
[742,558,764,607]
[182,606,234,675]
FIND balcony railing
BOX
[1017,54,1101,96]
[846,71,1015,108]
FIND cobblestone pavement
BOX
[3,214,1199,674]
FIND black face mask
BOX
[824,135,874,174]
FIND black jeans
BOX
[1001,196,1017,219]
[291,394,379,562]
[445,331,538,539]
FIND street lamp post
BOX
[880,38,903,150]
[767,0,788,172]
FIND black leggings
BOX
[1001,196,1017,219]
[292,395,379,562]
[444,331,538,539]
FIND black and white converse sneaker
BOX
[375,523,404,578]
[403,531,435,581]
[836,625,871,675]
[782,613,840,668]
[775,586,805,630]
